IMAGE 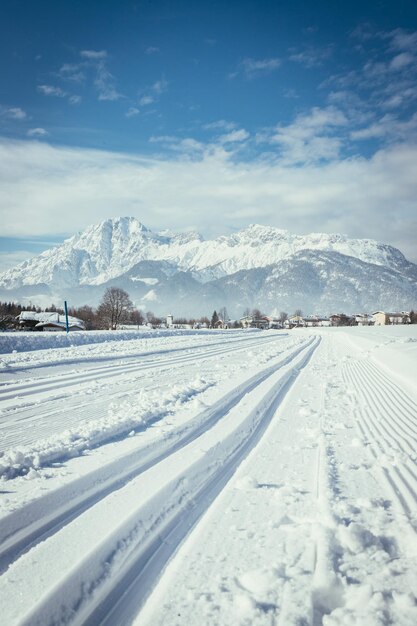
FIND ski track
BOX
[0,335,320,626]
[0,332,283,406]
[1,327,417,626]
[0,332,292,450]
[0,336,316,575]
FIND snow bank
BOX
[0,328,224,355]
[338,326,417,397]
[0,376,214,479]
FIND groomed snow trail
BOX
[0,334,312,574]
[1,327,417,626]
[135,330,417,626]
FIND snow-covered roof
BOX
[18,311,85,328]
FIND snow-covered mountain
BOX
[1,217,416,315]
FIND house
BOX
[330,314,354,326]
[287,315,305,328]
[239,315,253,328]
[17,311,85,331]
[265,316,282,329]
[214,319,231,329]
[373,311,410,325]
[239,315,269,329]
[303,315,331,327]
[354,314,373,326]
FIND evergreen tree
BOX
[211,310,219,327]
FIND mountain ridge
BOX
[1,217,416,316]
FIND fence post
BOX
[64,300,69,334]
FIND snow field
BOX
[0,330,288,478]
[136,329,417,626]
[0,335,318,625]
[0,326,416,625]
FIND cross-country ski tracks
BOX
[0,332,288,410]
[343,357,417,531]
[134,336,328,626]
[0,338,319,626]
[0,331,283,383]
[0,337,319,583]
[0,333,296,449]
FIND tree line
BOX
[2,288,417,331]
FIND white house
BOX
[373,311,410,325]
[355,314,373,326]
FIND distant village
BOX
[1,287,415,332]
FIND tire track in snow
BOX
[0,338,320,626]
[0,337,318,578]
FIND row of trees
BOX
[2,289,417,331]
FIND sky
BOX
[1,0,417,272]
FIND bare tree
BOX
[294,309,303,317]
[130,309,145,327]
[218,306,229,322]
[279,311,288,323]
[72,305,97,330]
[145,311,162,327]
[97,287,133,329]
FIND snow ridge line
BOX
[0,333,285,404]
[343,359,417,553]
[0,337,317,574]
[0,329,234,356]
[0,338,320,626]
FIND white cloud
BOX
[387,28,417,53]
[138,78,168,107]
[203,120,236,131]
[289,45,332,68]
[0,135,416,262]
[389,52,414,71]
[126,107,140,117]
[265,106,348,164]
[145,47,160,55]
[37,85,82,105]
[218,129,250,144]
[241,57,281,78]
[152,79,168,94]
[58,63,86,82]
[139,95,155,106]
[77,50,123,101]
[0,250,37,272]
[350,112,417,141]
[95,63,122,101]
[27,128,49,137]
[38,84,67,97]
[80,50,108,60]
[0,106,27,120]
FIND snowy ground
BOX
[0,326,416,625]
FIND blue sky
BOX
[1,0,417,270]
